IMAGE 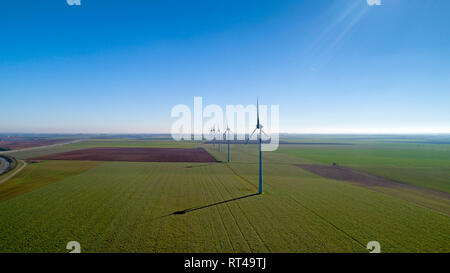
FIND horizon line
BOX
[1,132,450,136]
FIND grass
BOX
[0,141,449,252]
[0,160,101,203]
[277,143,450,193]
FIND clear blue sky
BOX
[1,0,449,134]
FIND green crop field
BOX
[277,142,450,193]
[0,160,101,203]
[0,138,449,253]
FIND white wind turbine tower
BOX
[224,123,232,163]
[248,97,270,195]
[217,127,221,152]
[210,125,216,149]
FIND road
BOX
[0,157,9,175]
[0,139,82,185]
[0,160,27,186]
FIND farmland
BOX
[31,147,218,163]
[6,139,198,160]
[0,160,101,203]
[277,141,450,193]
[0,136,75,151]
[0,137,449,253]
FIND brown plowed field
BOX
[297,164,450,199]
[31,147,218,163]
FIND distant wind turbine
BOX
[217,128,221,152]
[210,126,216,149]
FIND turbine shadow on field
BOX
[171,193,259,215]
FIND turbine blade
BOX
[261,129,271,139]
[248,127,258,142]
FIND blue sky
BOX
[1,0,449,134]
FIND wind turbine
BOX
[210,126,216,149]
[248,97,269,195]
[217,128,221,152]
[224,123,232,163]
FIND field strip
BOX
[223,163,258,191]
[296,164,450,216]
[0,139,83,155]
[218,172,270,251]
[95,166,156,251]
[205,170,240,252]
[285,192,367,250]
[217,175,271,252]
[237,204,271,252]
[211,171,253,252]
[0,160,27,186]
[30,147,218,163]
[152,169,175,252]
[209,167,269,252]
[197,169,233,252]
[205,178,236,252]
[296,164,450,199]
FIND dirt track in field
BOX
[31,147,218,163]
[297,164,450,200]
